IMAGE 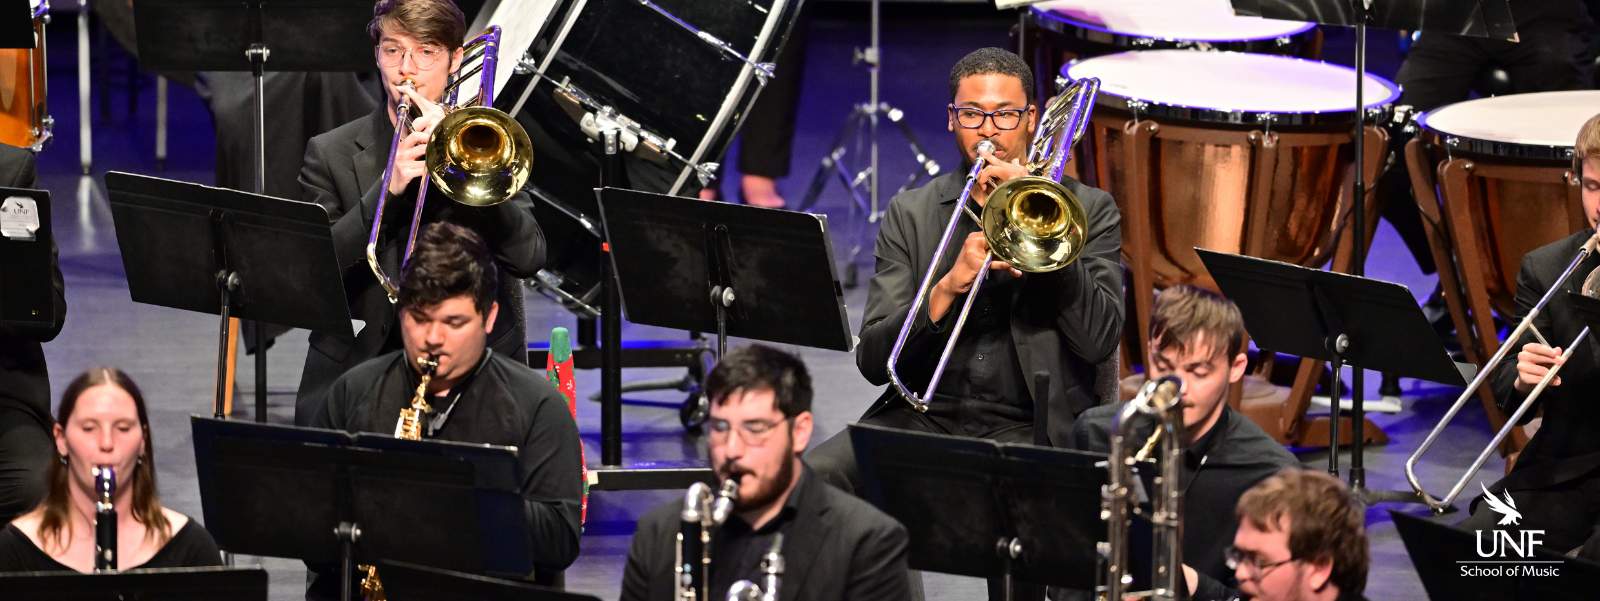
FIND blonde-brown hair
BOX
[37,368,171,554]
[1576,113,1600,175]
[1148,285,1246,360]
[367,0,466,51]
[1236,469,1368,594]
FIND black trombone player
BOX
[307,222,582,598]
[806,46,1122,601]
[294,0,544,427]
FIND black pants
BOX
[806,405,1045,601]
[0,406,52,523]
[1378,23,1587,275]
[1459,474,1600,559]
[734,5,812,179]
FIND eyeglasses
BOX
[376,43,448,71]
[1225,546,1298,580]
[708,416,790,446]
[948,104,1031,130]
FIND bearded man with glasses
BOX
[806,46,1123,601]
[621,345,914,601]
[293,0,546,427]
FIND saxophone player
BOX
[294,0,546,429]
[1069,285,1299,600]
[306,222,581,598]
[621,345,914,601]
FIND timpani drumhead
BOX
[1032,0,1312,43]
[1066,50,1398,125]
[1419,90,1600,161]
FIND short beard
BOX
[734,438,797,513]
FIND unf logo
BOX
[1475,483,1544,558]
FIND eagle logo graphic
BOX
[1480,483,1523,526]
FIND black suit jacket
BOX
[0,144,65,428]
[855,172,1123,445]
[1489,229,1600,492]
[294,108,546,425]
[621,465,913,601]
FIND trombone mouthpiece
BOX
[975,140,996,157]
[1584,232,1600,255]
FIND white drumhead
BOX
[1067,50,1399,115]
[1034,0,1312,42]
[1421,91,1600,147]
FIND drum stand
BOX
[794,0,939,288]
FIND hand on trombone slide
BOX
[928,233,1023,322]
[1514,342,1566,393]
[387,85,449,196]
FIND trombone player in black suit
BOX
[293,0,544,426]
[1459,112,1600,559]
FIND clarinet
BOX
[93,466,116,572]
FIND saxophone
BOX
[726,533,783,601]
[361,353,439,601]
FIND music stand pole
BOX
[247,38,271,422]
[1346,0,1371,492]
[868,0,880,216]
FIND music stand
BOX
[0,566,269,601]
[1392,511,1600,600]
[106,173,351,422]
[379,561,602,601]
[586,187,853,489]
[0,186,57,331]
[1197,249,1465,506]
[190,416,534,601]
[850,424,1155,599]
[132,0,373,415]
[1230,0,1514,474]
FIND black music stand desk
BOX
[131,0,371,411]
[1197,249,1465,504]
[0,566,268,601]
[584,187,853,490]
[379,561,601,601]
[190,417,534,601]
[1393,511,1600,599]
[0,186,57,331]
[851,424,1155,599]
[107,172,351,422]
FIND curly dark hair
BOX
[949,47,1034,100]
[706,345,813,418]
[396,221,497,315]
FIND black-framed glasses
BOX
[1225,546,1297,580]
[948,104,1031,130]
[376,43,448,71]
[708,416,790,446]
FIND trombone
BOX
[885,77,1100,412]
[366,25,534,302]
[1405,233,1600,511]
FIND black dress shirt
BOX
[621,464,914,601]
[307,349,583,594]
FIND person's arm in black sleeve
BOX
[464,190,546,279]
[1490,257,1551,422]
[856,196,957,386]
[619,510,664,601]
[300,139,390,271]
[1032,185,1123,365]
[516,384,584,570]
[845,519,914,600]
